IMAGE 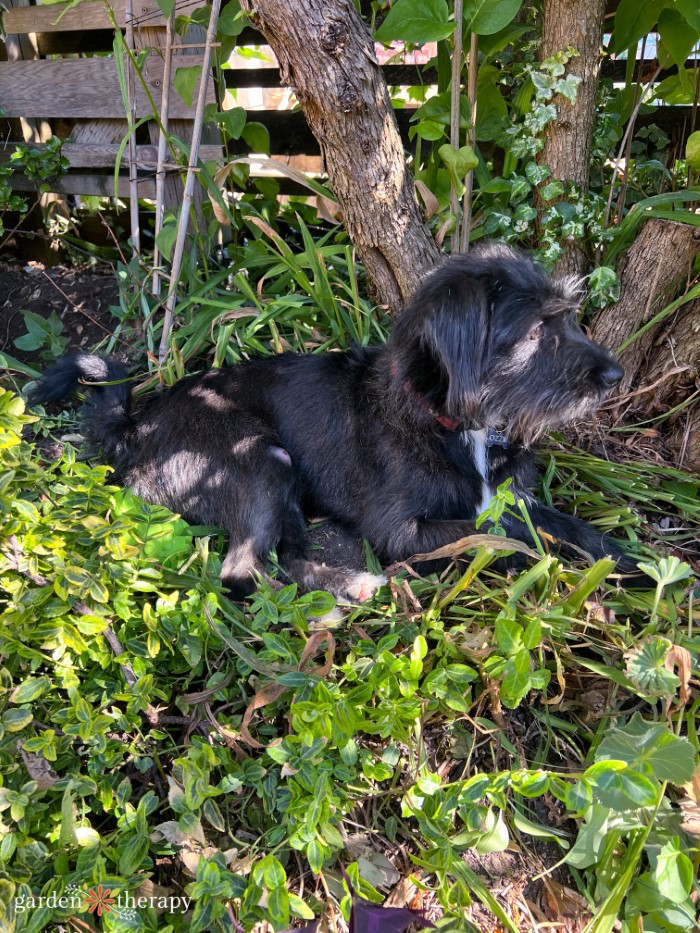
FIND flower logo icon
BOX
[84,885,116,916]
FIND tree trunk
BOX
[646,296,700,469]
[538,0,606,276]
[591,220,700,392]
[239,0,442,311]
[591,219,700,469]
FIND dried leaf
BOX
[415,180,439,220]
[240,681,288,748]
[664,643,692,708]
[19,745,59,789]
[299,629,336,677]
[542,877,589,918]
[413,533,538,563]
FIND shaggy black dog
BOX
[31,243,632,600]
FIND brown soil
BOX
[0,259,121,369]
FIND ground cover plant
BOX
[1,0,700,930]
[2,242,700,931]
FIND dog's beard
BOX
[481,378,612,447]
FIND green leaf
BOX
[267,885,290,927]
[474,809,509,853]
[612,0,667,54]
[590,766,658,810]
[653,839,693,904]
[414,119,446,141]
[2,709,33,732]
[564,804,610,869]
[595,713,696,785]
[675,0,700,32]
[174,65,202,109]
[217,0,245,37]
[259,854,286,888]
[625,637,680,697]
[119,833,150,875]
[438,143,478,190]
[11,676,51,704]
[60,783,78,846]
[156,0,176,16]
[464,0,522,36]
[242,121,270,154]
[375,0,454,44]
[495,616,523,655]
[306,838,325,873]
[212,106,247,140]
[658,8,696,68]
[687,131,700,171]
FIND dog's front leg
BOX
[379,518,481,571]
[503,500,636,570]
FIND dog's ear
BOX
[422,276,491,421]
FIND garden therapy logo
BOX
[14,883,191,917]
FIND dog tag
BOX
[486,428,508,448]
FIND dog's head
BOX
[387,242,623,445]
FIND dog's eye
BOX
[529,323,545,341]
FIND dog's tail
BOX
[30,353,134,462]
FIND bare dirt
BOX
[0,259,121,368]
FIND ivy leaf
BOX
[375,0,454,44]
[464,0,522,36]
[156,0,176,16]
[174,65,202,109]
[595,713,696,785]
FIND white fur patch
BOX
[467,429,493,515]
[343,572,387,603]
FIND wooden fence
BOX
[0,0,696,202]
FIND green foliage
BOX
[1,135,68,246]
[2,384,699,930]
[13,312,68,362]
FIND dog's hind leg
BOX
[275,511,386,603]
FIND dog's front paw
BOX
[343,571,387,603]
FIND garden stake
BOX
[449,0,464,254]
[125,0,140,255]
[159,0,222,364]
[461,31,479,253]
[152,6,176,300]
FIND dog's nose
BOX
[600,361,624,388]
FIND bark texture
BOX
[591,220,700,390]
[591,219,700,468]
[538,0,606,276]
[239,0,442,310]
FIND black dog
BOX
[31,243,632,600]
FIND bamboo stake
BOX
[125,0,140,255]
[460,31,478,253]
[449,0,464,254]
[152,6,176,299]
[158,0,222,365]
